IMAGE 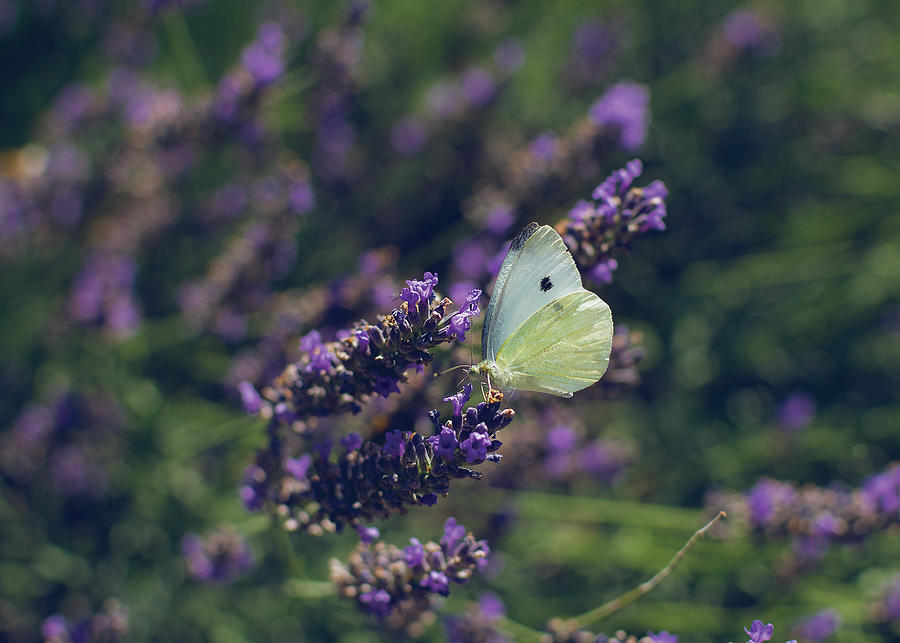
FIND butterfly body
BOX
[472,223,613,397]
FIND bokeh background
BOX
[2,0,899,641]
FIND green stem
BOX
[283,579,337,599]
[573,511,727,629]
[164,11,208,89]
[498,616,545,642]
[271,517,305,578]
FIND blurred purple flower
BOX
[745,620,775,643]
[242,23,287,85]
[792,609,840,642]
[460,67,496,106]
[776,393,816,432]
[721,9,781,55]
[391,117,427,155]
[182,527,254,584]
[589,82,650,150]
[648,632,679,643]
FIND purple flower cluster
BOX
[309,2,370,182]
[42,599,129,643]
[68,253,141,338]
[701,8,782,75]
[240,385,513,534]
[539,619,795,643]
[776,392,816,433]
[2,18,298,340]
[444,593,509,643]
[721,9,781,55]
[330,517,490,633]
[707,463,900,567]
[462,85,653,242]
[243,274,482,425]
[181,526,255,584]
[0,142,90,258]
[791,609,841,642]
[568,20,618,86]
[564,159,668,284]
[589,82,650,151]
[176,162,315,342]
[390,38,524,157]
[0,389,123,498]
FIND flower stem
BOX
[164,12,208,89]
[573,511,727,629]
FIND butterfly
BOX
[470,222,613,397]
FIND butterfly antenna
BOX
[433,363,469,379]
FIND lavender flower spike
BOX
[564,159,668,284]
[331,519,491,633]
[256,273,482,425]
[248,389,512,534]
[589,81,650,151]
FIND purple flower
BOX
[793,609,840,642]
[776,393,816,432]
[746,479,797,528]
[745,620,775,643]
[383,430,406,458]
[573,20,614,68]
[242,23,286,85]
[421,569,450,595]
[721,9,781,55]
[546,425,577,452]
[447,288,482,342]
[590,258,619,284]
[300,330,336,372]
[400,272,439,306]
[391,117,427,155]
[648,632,679,643]
[237,381,263,414]
[588,82,650,150]
[182,527,255,584]
[443,384,473,418]
[441,517,466,551]
[530,131,559,161]
[568,200,596,223]
[42,615,69,640]
[580,439,630,484]
[460,424,491,463]
[356,524,380,544]
[341,432,363,451]
[405,538,425,567]
[433,426,459,460]
[460,67,495,106]
[373,374,402,398]
[285,453,313,480]
[359,588,392,617]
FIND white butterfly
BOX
[470,222,613,397]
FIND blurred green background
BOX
[1,0,899,641]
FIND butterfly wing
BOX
[483,224,585,361]
[494,290,613,397]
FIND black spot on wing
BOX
[539,276,553,292]
[509,222,539,252]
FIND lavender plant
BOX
[706,462,900,568]
[330,517,490,634]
